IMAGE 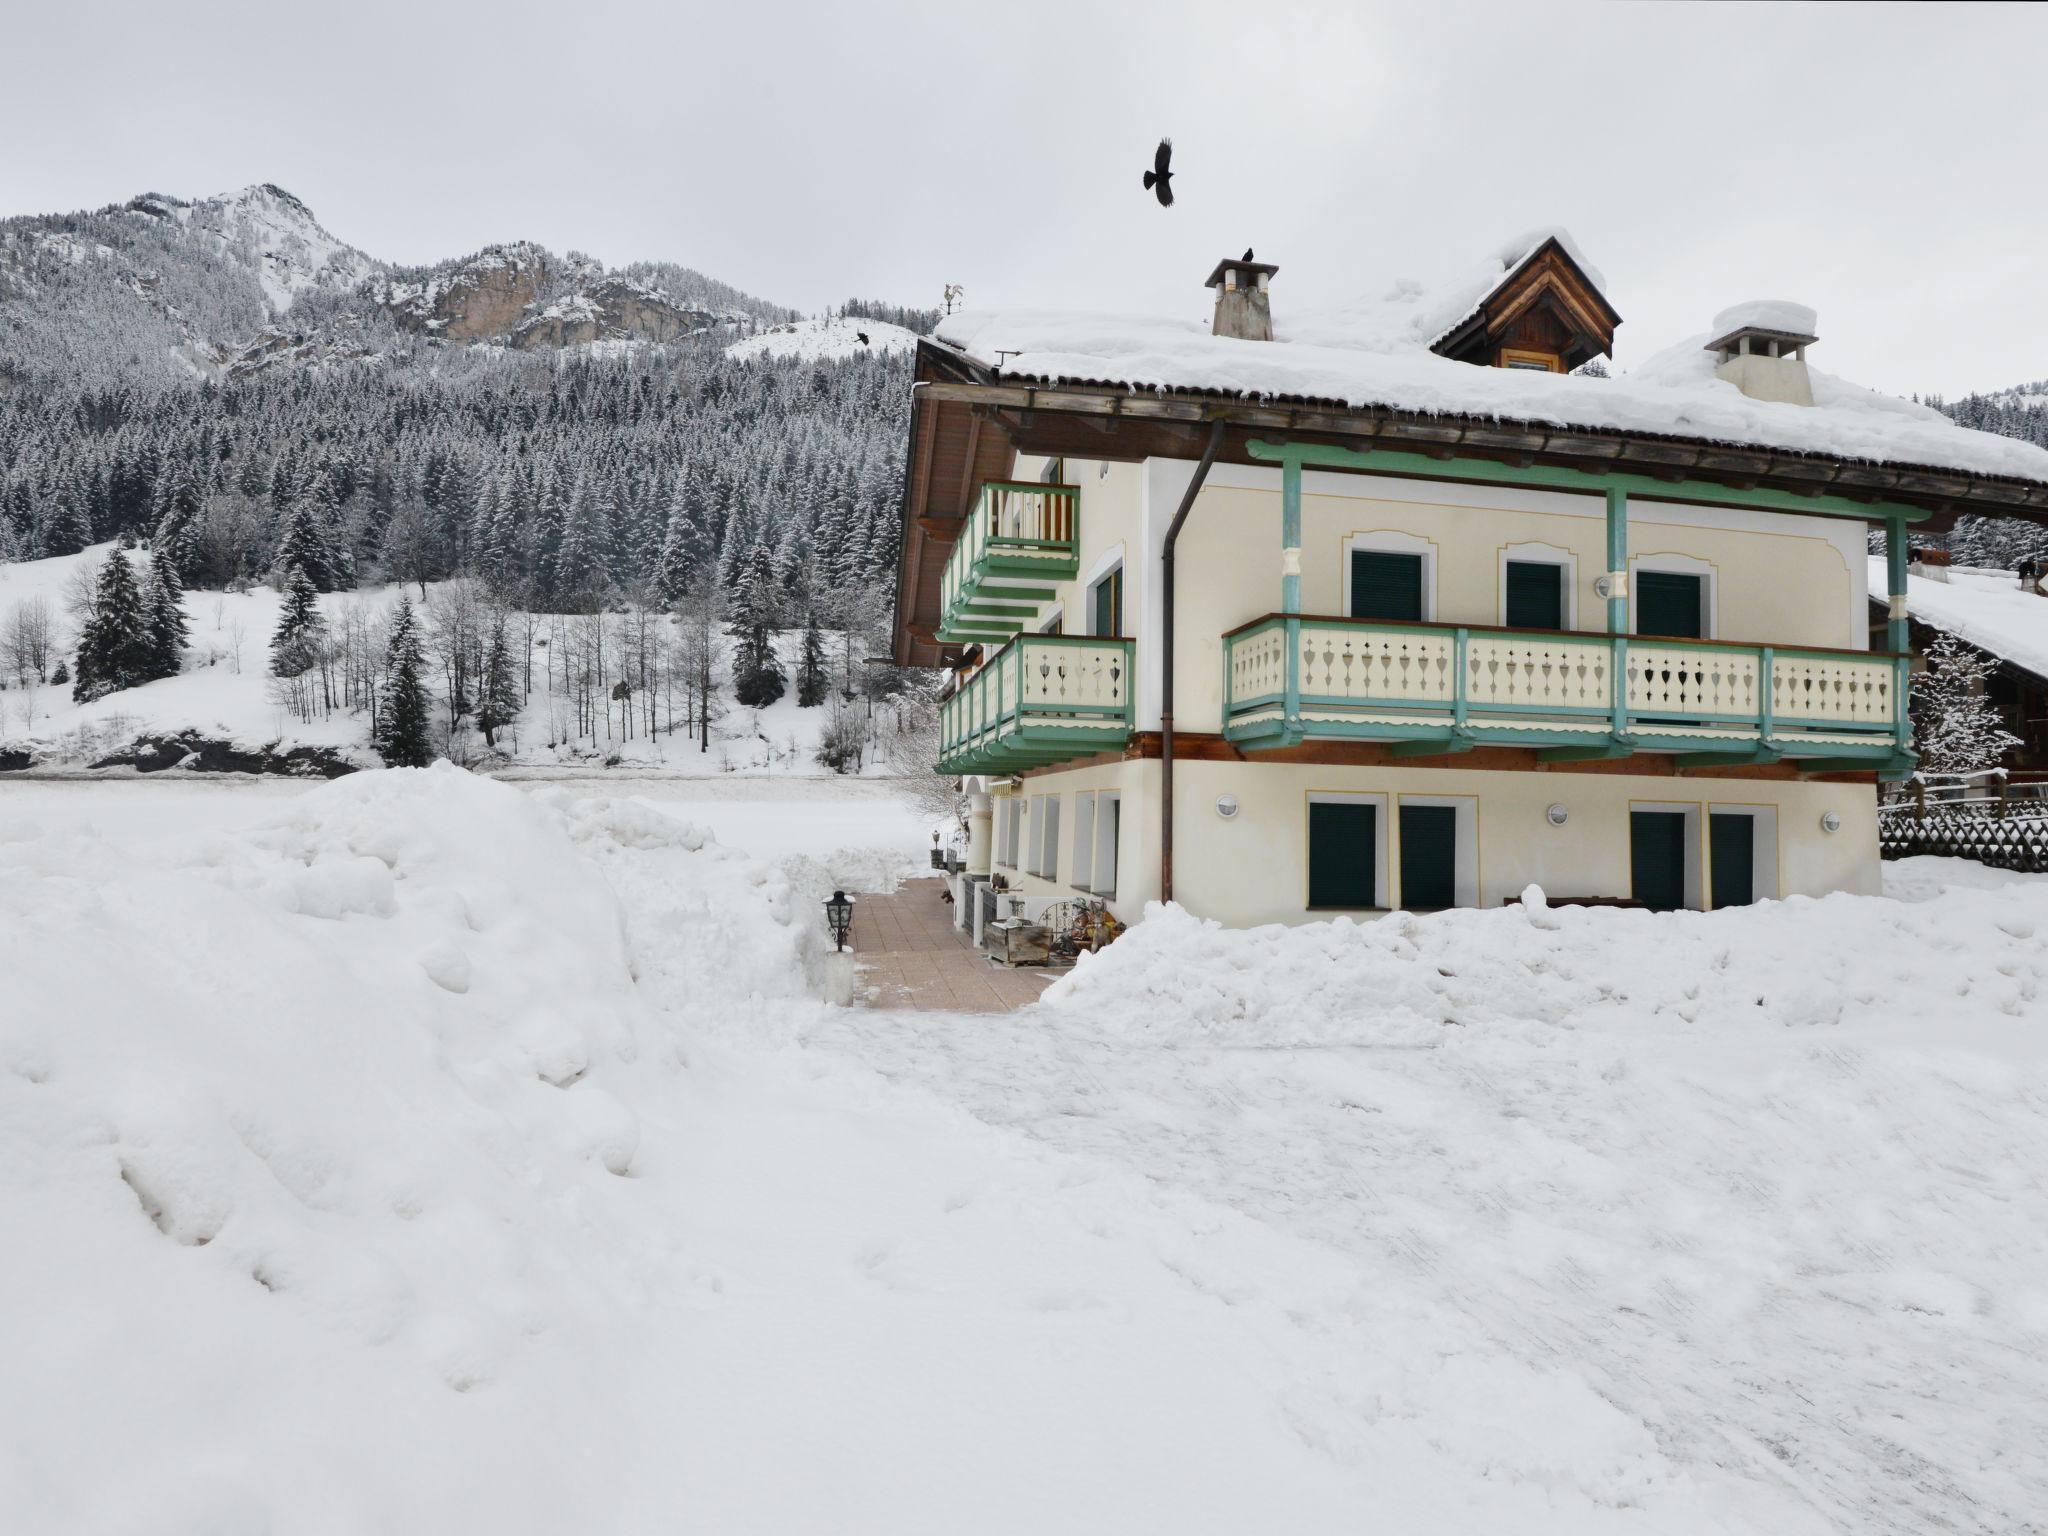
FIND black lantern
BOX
[929,830,945,870]
[825,890,854,951]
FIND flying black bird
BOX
[856,331,870,346]
[1143,139,1174,207]
[1242,247,1254,262]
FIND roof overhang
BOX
[892,338,2048,667]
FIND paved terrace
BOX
[849,878,1052,1013]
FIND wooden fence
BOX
[1878,808,2048,873]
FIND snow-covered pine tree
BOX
[727,540,786,707]
[475,607,522,749]
[374,591,434,767]
[1912,630,2023,775]
[269,563,326,677]
[276,494,341,592]
[796,602,827,707]
[141,548,189,681]
[39,482,93,558]
[71,551,152,702]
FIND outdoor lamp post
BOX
[825,890,854,951]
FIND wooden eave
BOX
[891,339,2048,668]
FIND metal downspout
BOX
[1160,420,1228,906]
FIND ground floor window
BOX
[1308,793,1388,910]
[999,798,1022,869]
[1038,796,1061,884]
[1072,794,1096,891]
[1708,806,1778,909]
[1630,804,1700,912]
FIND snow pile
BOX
[1874,554,2048,680]
[935,234,2048,486]
[727,316,918,363]
[1,770,1438,1532]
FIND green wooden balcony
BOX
[1222,615,1913,776]
[938,635,1134,775]
[935,481,1080,645]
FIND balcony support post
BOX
[1759,646,1776,748]
[1281,454,1303,615]
[1885,515,1914,758]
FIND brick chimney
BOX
[1206,256,1279,341]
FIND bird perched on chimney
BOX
[1143,139,1174,207]
[1242,247,1254,262]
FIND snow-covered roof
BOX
[1872,557,2048,680]
[933,234,2048,491]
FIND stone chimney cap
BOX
[1205,257,1280,290]
[1703,299,1818,355]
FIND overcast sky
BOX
[6,0,2044,397]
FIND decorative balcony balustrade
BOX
[1223,615,1911,774]
[936,481,1080,644]
[939,634,1135,775]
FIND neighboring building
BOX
[1868,556,2048,771]
[892,234,2048,929]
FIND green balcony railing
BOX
[1222,615,1913,776]
[938,634,1134,776]
[936,481,1081,645]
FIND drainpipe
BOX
[1160,419,1228,906]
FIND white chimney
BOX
[1704,300,1818,406]
[1206,256,1279,341]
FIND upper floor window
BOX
[1349,549,1425,622]
[1091,565,1124,637]
[1635,570,1707,639]
[1499,348,1561,372]
[1504,559,1567,630]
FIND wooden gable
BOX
[1431,236,1621,373]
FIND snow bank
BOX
[1047,877,2048,1053]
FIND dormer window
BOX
[1432,234,1620,375]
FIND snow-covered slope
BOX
[727,316,918,363]
[130,184,378,314]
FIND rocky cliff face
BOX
[510,276,716,349]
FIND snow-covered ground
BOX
[3,769,2045,1533]
[1,545,909,779]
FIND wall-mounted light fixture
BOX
[1216,794,1240,819]
[1546,803,1569,827]
[1820,811,1842,834]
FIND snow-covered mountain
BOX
[0,183,795,384]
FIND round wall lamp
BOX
[1545,803,1570,827]
[1820,811,1842,834]
[1216,794,1240,819]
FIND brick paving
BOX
[848,878,1053,1013]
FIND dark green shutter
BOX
[1635,572,1704,639]
[1350,551,1423,621]
[1630,811,1689,911]
[1504,561,1565,630]
[1710,813,1756,910]
[1309,802,1377,908]
[1398,805,1458,909]
[1092,568,1122,637]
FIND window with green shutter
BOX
[1091,566,1123,637]
[1709,812,1756,910]
[1398,804,1458,909]
[1634,571,1705,639]
[1349,551,1424,622]
[1504,560,1565,630]
[1308,801,1378,909]
[1630,811,1690,912]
